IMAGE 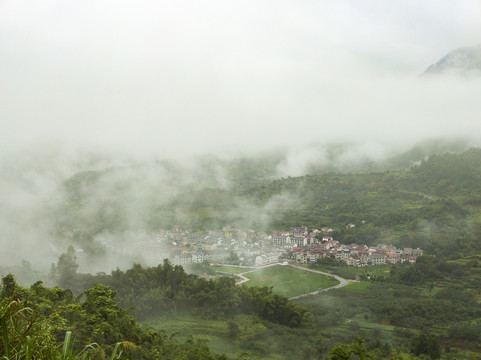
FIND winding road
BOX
[217,263,350,300]
[286,264,349,300]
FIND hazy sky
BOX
[1,0,481,269]
[1,0,481,158]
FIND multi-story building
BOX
[370,253,387,265]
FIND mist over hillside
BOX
[0,137,476,273]
[1,0,481,276]
[3,2,481,358]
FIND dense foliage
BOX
[0,274,227,359]
[55,259,312,329]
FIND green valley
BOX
[4,146,481,359]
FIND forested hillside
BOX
[4,147,481,359]
[55,148,481,259]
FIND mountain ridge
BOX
[423,44,481,76]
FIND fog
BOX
[1,1,481,275]
[2,0,481,156]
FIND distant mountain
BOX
[423,44,481,76]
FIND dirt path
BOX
[216,263,278,285]
[395,189,438,201]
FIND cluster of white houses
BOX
[266,226,423,266]
[167,225,424,267]
[292,241,423,266]
[173,250,230,265]
[92,225,422,268]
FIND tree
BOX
[227,320,240,339]
[329,338,372,360]
[410,333,441,360]
[1,274,16,299]
[226,251,241,265]
[55,245,79,288]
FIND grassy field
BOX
[146,315,238,353]
[214,265,254,274]
[342,280,371,292]
[311,264,392,281]
[242,265,339,298]
[145,314,286,360]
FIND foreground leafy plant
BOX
[1,274,227,360]
[0,276,131,360]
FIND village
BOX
[94,224,423,268]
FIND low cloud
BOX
[1,1,481,157]
[1,0,481,274]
